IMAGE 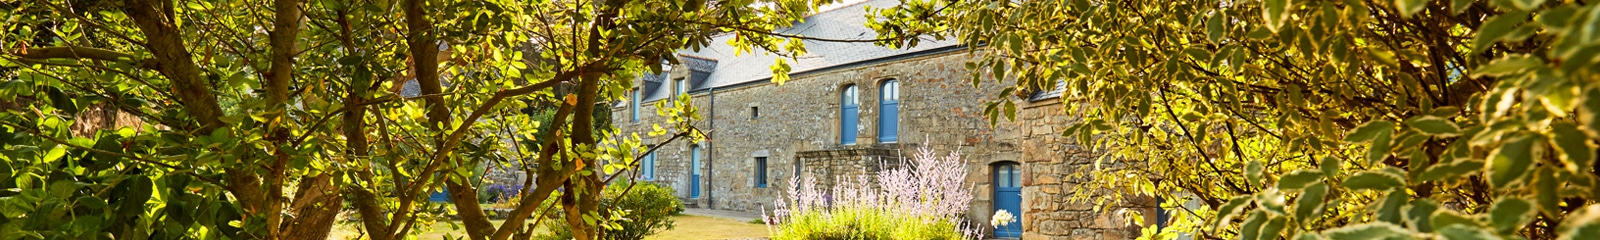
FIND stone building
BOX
[608,0,1156,238]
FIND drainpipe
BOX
[707,85,716,209]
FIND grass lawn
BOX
[647,215,769,240]
[329,220,509,240]
[327,215,768,239]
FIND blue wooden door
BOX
[690,145,701,198]
[841,85,859,144]
[993,162,1023,237]
[878,80,898,142]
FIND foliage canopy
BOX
[872,0,1600,239]
[0,0,843,239]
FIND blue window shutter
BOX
[642,152,655,180]
[878,80,899,142]
[631,89,640,122]
[841,85,859,145]
[691,145,701,198]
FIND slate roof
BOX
[638,0,960,102]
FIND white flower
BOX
[991,209,1017,227]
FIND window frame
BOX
[840,84,860,145]
[631,88,640,122]
[878,79,899,143]
[754,157,768,188]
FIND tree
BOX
[871,0,1599,239]
[0,0,853,239]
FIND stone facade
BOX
[995,98,1156,239]
[602,1,1158,238]
[610,50,1158,239]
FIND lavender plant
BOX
[764,143,984,240]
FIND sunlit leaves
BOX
[1559,205,1600,240]
[1473,55,1544,77]
[1406,116,1461,137]
[1346,120,1395,143]
[1549,122,1595,172]
[1342,169,1405,191]
[1262,0,1293,32]
[1277,170,1324,190]
[1487,134,1539,189]
[1472,11,1531,53]
[1395,0,1426,18]
[1488,197,1535,235]
[1208,11,1227,43]
[1294,182,1329,225]
[1322,222,1411,240]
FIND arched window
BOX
[840,85,859,145]
[878,80,899,142]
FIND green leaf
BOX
[1259,216,1289,240]
[1241,210,1268,240]
[1559,205,1600,240]
[1003,100,1017,121]
[1294,182,1330,225]
[1247,160,1265,186]
[1452,0,1474,14]
[1550,122,1595,173]
[1407,116,1462,136]
[1477,55,1546,78]
[1374,190,1408,224]
[1534,166,1560,217]
[1510,0,1545,10]
[1345,120,1395,143]
[1263,0,1292,32]
[1404,199,1439,233]
[1321,156,1341,179]
[1487,133,1539,189]
[1488,197,1535,235]
[1215,195,1254,229]
[1294,232,1325,240]
[1436,225,1503,240]
[1395,0,1426,18]
[1582,86,1600,139]
[1368,128,1394,165]
[1207,11,1227,43]
[1323,222,1411,240]
[1471,11,1530,53]
[1278,170,1325,190]
[1342,170,1405,191]
[1432,209,1483,230]
[1420,160,1485,182]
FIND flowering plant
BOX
[990,209,1016,227]
[763,142,984,239]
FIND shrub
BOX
[764,143,983,240]
[539,180,684,240]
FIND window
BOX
[631,88,640,122]
[840,85,859,145]
[755,157,768,188]
[690,144,702,198]
[640,151,656,180]
[878,80,899,142]
[751,106,760,120]
[675,78,688,95]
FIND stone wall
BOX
[611,49,1012,215]
[995,98,1158,239]
[610,49,1155,239]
